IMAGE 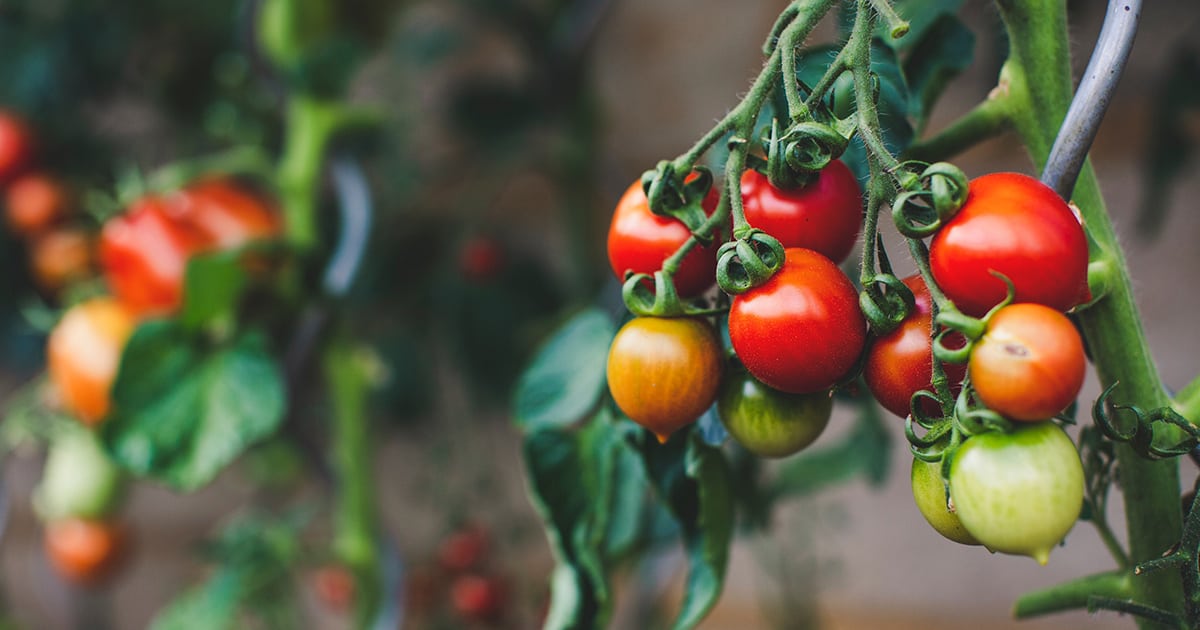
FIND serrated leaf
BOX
[513,309,615,431]
[180,251,247,331]
[101,322,285,491]
[903,13,975,128]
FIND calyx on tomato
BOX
[740,160,862,264]
[929,172,1088,316]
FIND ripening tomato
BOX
[0,112,33,184]
[312,565,355,612]
[99,197,211,316]
[864,276,967,418]
[5,172,68,237]
[451,574,505,622]
[949,422,1084,564]
[929,172,1088,316]
[29,228,93,292]
[969,303,1086,422]
[910,457,979,546]
[438,523,490,573]
[717,367,832,458]
[47,298,136,426]
[740,161,862,263]
[728,248,866,394]
[44,518,126,586]
[606,178,720,297]
[606,317,723,443]
[171,179,282,249]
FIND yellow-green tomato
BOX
[910,457,979,546]
[34,430,125,522]
[949,422,1084,564]
[717,367,832,458]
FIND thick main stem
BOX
[995,0,1183,622]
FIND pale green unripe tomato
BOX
[34,430,125,522]
[911,457,980,546]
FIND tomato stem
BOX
[902,94,1011,163]
[1012,570,1133,619]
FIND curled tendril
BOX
[910,389,949,425]
[952,386,1013,436]
[1091,382,1200,459]
[621,271,687,317]
[932,328,974,364]
[933,309,987,343]
[762,119,850,189]
[858,273,914,335]
[640,162,715,235]
[891,162,970,238]
[906,415,952,451]
[716,230,786,295]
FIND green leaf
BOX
[883,0,968,50]
[902,13,975,128]
[180,251,247,331]
[1137,48,1200,237]
[101,322,285,491]
[150,567,246,630]
[635,429,734,630]
[513,309,616,432]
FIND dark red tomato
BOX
[969,303,1086,421]
[864,276,967,418]
[44,518,126,586]
[729,248,866,394]
[606,178,720,297]
[0,112,33,184]
[451,574,505,622]
[929,172,1088,317]
[740,160,862,263]
[458,236,505,283]
[438,523,490,573]
[170,179,282,249]
[100,197,211,316]
[5,172,68,237]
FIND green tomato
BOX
[949,422,1084,564]
[717,367,832,458]
[34,430,125,522]
[911,457,979,546]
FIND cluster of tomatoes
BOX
[606,160,1092,564]
[0,110,284,585]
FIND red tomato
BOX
[740,160,862,263]
[451,574,505,622]
[30,228,93,292]
[929,173,1088,316]
[5,172,68,237]
[47,298,136,426]
[0,112,33,184]
[729,248,866,394]
[969,303,1086,421]
[863,276,967,418]
[458,236,505,283]
[606,178,719,297]
[170,179,282,249]
[311,565,355,612]
[99,197,211,316]
[44,518,126,586]
[438,524,490,573]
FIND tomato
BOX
[438,523,490,573]
[34,430,125,522]
[450,574,505,622]
[44,518,126,586]
[864,276,967,418]
[740,160,862,263]
[5,173,68,237]
[29,228,93,293]
[728,248,866,394]
[99,197,211,316]
[929,172,1088,316]
[47,298,136,426]
[311,565,355,611]
[606,178,720,297]
[949,422,1084,564]
[969,303,1086,421]
[458,236,505,283]
[606,317,723,442]
[171,179,282,249]
[0,111,33,184]
[717,367,832,458]
[910,457,979,546]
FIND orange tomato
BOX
[44,518,126,586]
[29,228,93,292]
[171,179,282,249]
[47,298,136,425]
[4,172,68,237]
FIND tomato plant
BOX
[910,457,978,546]
[740,160,862,263]
[47,297,136,426]
[44,518,126,586]
[4,172,67,237]
[728,247,865,394]
[969,303,1086,422]
[948,422,1084,565]
[606,316,722,442]
[929,172,1089,317]
[717,366,832,458]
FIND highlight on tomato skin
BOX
[170,178,283,249]
[46,297,136,426]
[740,159,863,264]
[929,172,1089,317]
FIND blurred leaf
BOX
[769,397,890,500]
[513,308,614,431]
[1138,47,1200,237]
[101,322,285,491]
[694,407,728,447]
[180,251,247,331]
[151,568,246,630]
[902,13,974,129]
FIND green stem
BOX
[324,337,381,629]
[995,0,1183,622]
[1013,570,1133,619]
[902,94,1011,163]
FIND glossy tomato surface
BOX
[47,298,136,426]
[100,197,211,315]
[4,172,67,237]
[929,172,1088,316]
[44,518,126,586]
[717,367,832,458]
[740,160,862,263]
[728,248,865,394]
[864,275,967,418]
[606,317,723,442]
[0,112,32,184]
[911,457,979,546]
[969,303,1086,421]
[949,422,1084,564]
[606,178,719,297]
[171,179,282,248]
